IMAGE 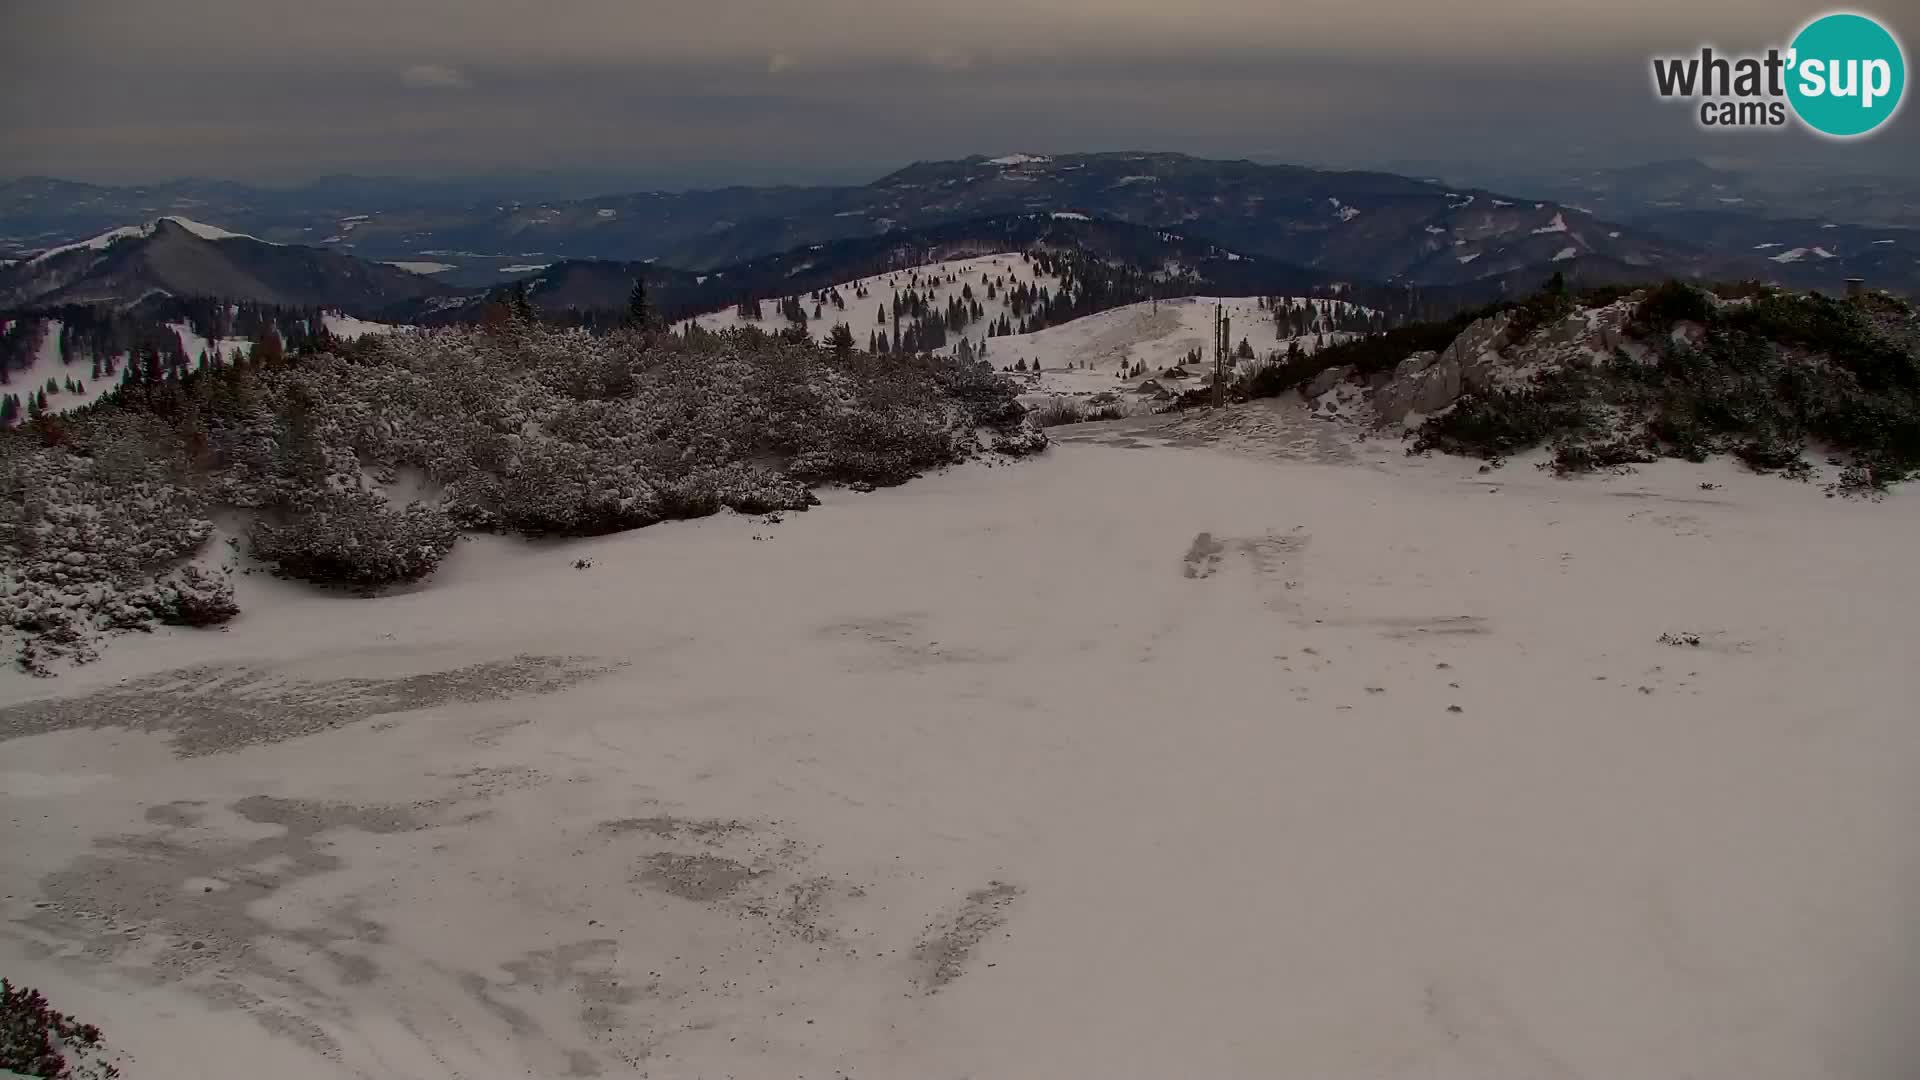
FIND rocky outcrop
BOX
[1304,364,1356,399]
[1366,296,1641,426]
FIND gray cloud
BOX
[0,0,1911,184]
[400,64,474,90]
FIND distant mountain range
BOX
[3,154,1915,321]
[0,217,456,314]
[1429,159,1920,230]
[6,154,1913,300]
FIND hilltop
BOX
[13,153,1905,297]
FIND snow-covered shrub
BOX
[248,490,459,589]
[143,565,240,627]
[1,420,224,669]
[2,317,1038,666]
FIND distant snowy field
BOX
[1,320,120,414]
[1000,296,1368,415]
[675,252,1068,348]
[674,253,1366,416]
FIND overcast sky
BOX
[2,0,1912,186]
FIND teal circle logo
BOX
[1787,12,1906,137]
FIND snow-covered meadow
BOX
[675,252,1369,418]
[3,406,1916,1080]
[675,251,1069,349]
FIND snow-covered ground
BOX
[988,295,1366,413]
[320,313,400,339]
[29,217,274,262]
[676,254,1363,417]
[3,414,1916,1079]
[168,321,255,366]
[384,261,458,275]
[3,314,400,423]
[675,252,1069,348]
[1,320,119,414]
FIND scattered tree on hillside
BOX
[829,322,856,359]
[626,275,654,330]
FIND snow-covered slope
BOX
[1,217,455,313]
[985,295,1367,413]
[320,313,400,339]
[28,217,276,263]
[1,311,403,425]
[675,251,1068,347]
[0,320,118,415]
[982,295,1365,376]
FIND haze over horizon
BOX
[3,0,1913,188]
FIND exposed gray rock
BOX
[1304,364,1357,399]
[1369,312,1513,425]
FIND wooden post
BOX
[1213,302,1225,408]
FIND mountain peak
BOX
[28,215,273,264]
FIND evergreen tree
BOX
[626,275,653,329]
[829,323,856,360]
[251,331,285,368]
[509,282,537,324]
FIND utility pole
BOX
[1212,302,1230,408]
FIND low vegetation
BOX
[1406,284,1919,490]
[1029,397,1128,427]
[0,979,118,1079]
[1,320,1041,668]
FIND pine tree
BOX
[509,282,536,324]
[829,323,856,359]
[626,275,653,329]
[251,331,285,368]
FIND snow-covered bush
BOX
[144,564,241,626]
[248,490,459,589]
[2,319,1039,667]
[1,421,227,669]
